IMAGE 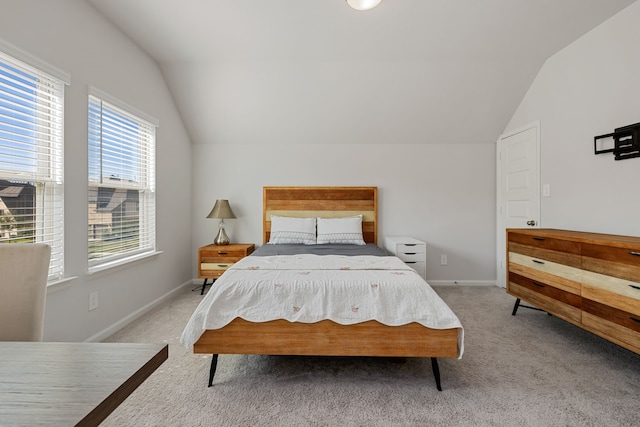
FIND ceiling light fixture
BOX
[347,0,382,11]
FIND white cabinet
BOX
[384,236,427,280]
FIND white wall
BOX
[505,1,640,237]
[0,0,193,341]
[192,142,496,284]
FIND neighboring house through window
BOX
[0,48,67,282]
[88,89,157,271]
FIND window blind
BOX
[0,51,65,282]
[88,94,156,268]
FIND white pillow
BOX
[316,215,366,245]
[268,215,316,245]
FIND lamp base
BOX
[214,225,230,245]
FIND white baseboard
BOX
[85,279,194,343]
[428,280,498,287]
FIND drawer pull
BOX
[218,264,227,268]
[533,237,545,241]
[405,244,416,247]
[630,251,640,257]
[405,252,417,255]
[631,317,640,325]
[532,282,545,288]
[532,259,545,265]
[217,251,228,255]
[629,284,640,291]
[405,261,416,264]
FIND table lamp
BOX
[207,199,236,245]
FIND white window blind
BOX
[0,51,65,282]
[88,92,156,269]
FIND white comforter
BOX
[180,254,464,357]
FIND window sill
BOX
[87,250,163,275]
[46,276,79,294]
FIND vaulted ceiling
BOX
[87,0,636,145]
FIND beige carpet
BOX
[102,286,640,426]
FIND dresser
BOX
[384,236,427,280]
[506,228,640,355]
[198,243,255,294]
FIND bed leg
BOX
[208,354,219,387]
[431,357,442,391]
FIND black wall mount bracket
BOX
[594,122,640,160]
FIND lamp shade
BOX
[347,0,382,11]
[207,199,236,219]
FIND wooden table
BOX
[0,342,168,426]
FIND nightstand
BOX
[197,243,255,294]
[384,236,427,280]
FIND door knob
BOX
[526,220,536,226]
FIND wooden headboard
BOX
[263,186,378,245]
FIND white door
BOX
[496,122,540,287]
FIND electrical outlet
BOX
[89,291,99,311]
[440,254,448,266]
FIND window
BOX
[88,90,157,270]
[0,50,66,282]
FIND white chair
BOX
[0,243,51,341]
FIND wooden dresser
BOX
[506,228,640,355]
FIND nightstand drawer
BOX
[396,243,426,254]
[201,262,234,271]
[199,249,248,259]
[396,251,425,263]
[405,261,426,279]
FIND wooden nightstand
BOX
[197,243,255,294]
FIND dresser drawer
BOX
[582,243,640,283]
[508,252,581,294]
[581,271,640,317]
[582,310,640,352]
[508,232,581,268]
[508,272,582,324]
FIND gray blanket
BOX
[251,243,390,257]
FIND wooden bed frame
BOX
[193,186,460,390]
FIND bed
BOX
[181,186,463,391]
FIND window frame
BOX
[0,43,68,283]
[87,87,158,272]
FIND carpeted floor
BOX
[102,285,640,426]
